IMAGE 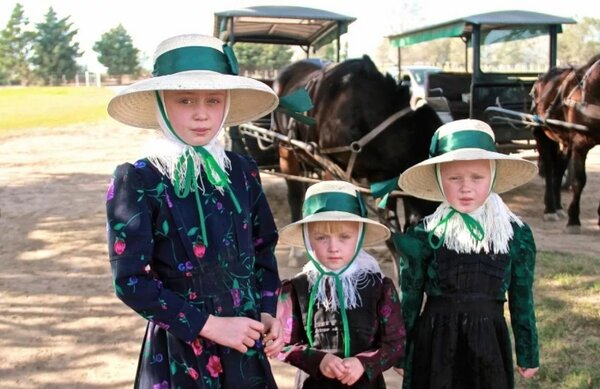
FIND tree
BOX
[30,7,82,85]
[93,24,140,84]
[558,17,600,66]
[0,3,34,85]
[233,43,293,75]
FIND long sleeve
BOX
[106,163,209,342]
[354,277,406,381]
[392,225,431,368]
[508,223,539,368]
[243,155,281,316]
[276,280,328,378]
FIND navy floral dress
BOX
[277,272,405,388]
[106,152,281,389]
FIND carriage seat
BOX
[426,72,471,121]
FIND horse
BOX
[530,54,600,232]
[271,56,443,260]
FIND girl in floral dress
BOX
[394,119,540,388]
[105,34,285,388]
[276,180,406,388]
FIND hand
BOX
[260,313,284,358]
[393,367,404,377]
[199,315,264,354]
[339,357,364,385]
[517,366,539,379]
[319,353,347,380]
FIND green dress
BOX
[393,221,539,389]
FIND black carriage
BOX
[214,5,356,169]
[388,10,577,152]
[214,6,433,271]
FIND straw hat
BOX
[398,119,537,201]
[107,34,278,129]
[279,181,390,248]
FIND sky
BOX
[1,0,598,72]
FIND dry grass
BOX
[0,86,115,131]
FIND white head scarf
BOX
[301,223,383,311]
[144,90,232,193]
[426,160,523,254]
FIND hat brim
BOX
[398,148,538,201]
[107,71,278,129]
[278,211,391,248]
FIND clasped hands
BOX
[199,313,284,357]
[320,353,365,386]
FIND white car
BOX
[400,65,442,108]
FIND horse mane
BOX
[272,59,324,95]
[320,55,410,107]
[583,53,600,68]
[573,53,600,79]
[539,66,571,82]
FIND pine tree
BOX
[0,3,34,85]
[93,24,140,84]
[30,7,82,85]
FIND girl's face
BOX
[163,90,227,146]
[440,159,492,213]
[308,221,360,270]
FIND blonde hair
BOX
[307,221,360,235]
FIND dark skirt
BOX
[410,296,514,389]
[295,368,387,389]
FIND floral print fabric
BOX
[106,153,280,388]
[277,273,405,388]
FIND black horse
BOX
[531,54,600,232]
[271,56,442,252]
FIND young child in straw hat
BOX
[276,180,406,388]
[393,119,540,388]
[105,34,284,388]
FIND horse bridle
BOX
[319,106,415,180]
[533,59,600,123]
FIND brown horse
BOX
[531,54,600,232]
[271,56,442,251]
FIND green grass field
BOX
[0,86,116,131]
[515,251,600,388]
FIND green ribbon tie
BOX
[155,92,242,248]
[370,177,399,209]
[276,88,316,126]
[427,208,485,249]
[153,44,239,76]
[303,226,366,358]
[302,191,367,218]
[429,129,497,157]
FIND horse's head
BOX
[309,55,439,179]
[530,66,573,117]
[313,55,411,143]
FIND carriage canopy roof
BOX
[214,6,356,50]
[387,10,576,48]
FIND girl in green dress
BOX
[393,119,540,389]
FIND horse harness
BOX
[563,58,600,121]
[319,106,415,180]
[280,63,416,180]
[540,58,600,125]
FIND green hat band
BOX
[153,45,239,77]
[429,130,496,157]
[302,191,367,218]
